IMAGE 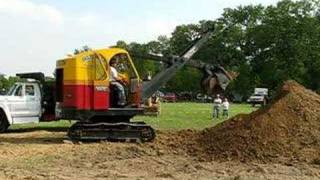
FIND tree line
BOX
[0,74,18,94]
[1,0,320,100]
[116,0,320,99]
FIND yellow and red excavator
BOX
[1,25,233,142]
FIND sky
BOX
[0,0,280,76]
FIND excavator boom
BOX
[138,30,218,101]
[130,32,233,99]
[131,52,233,93]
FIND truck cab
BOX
[247,88,269,107]
[0,81,42,132]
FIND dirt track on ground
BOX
[0,130,319,180]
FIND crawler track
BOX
[68,121,155,142]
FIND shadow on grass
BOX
[0,127,70,144]
[0,137,67,144]
[7,126,70,133]
[1,127,134,145]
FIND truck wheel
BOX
[263,99,267,106]
[0,110,9,133]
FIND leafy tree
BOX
[112,0,320,98]
[0,74,9,91]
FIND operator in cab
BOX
[109,58,127,106]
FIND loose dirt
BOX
[0,130,319,180]
[0,80,319,179]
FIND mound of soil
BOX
[193,80,320,163]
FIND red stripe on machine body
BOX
[62,84,109,110]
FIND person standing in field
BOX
[213,94,222,119]
[222,98,230,118]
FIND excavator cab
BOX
[108,53,141,107]
[55,48,142,117]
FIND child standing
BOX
[222,98,230,118]
[213,94,222,119]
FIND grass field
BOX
[134,103,256,130]
[10,103,257,131]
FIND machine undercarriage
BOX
[68,121,155,142]
[64,109,156,142]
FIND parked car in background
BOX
[247,88,269,106]
[177,91,194,101]
[162,92,177,103]
[196,93,212,103]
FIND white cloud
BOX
[76,14,100,27]
[0,0,111,76]
[145,18,177,39]
[0,0,63,25]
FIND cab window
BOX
[7,84,17,95]
[110,53,137,78]
[14,85,23,96]
[95,58,108,80]
[25,85,35,96]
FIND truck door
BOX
[9,84,40,124]
[25,84,41,117]
[9,84,28,119]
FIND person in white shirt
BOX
[213,94,222,119]
[222,98,230,118]
[110,59,126,106]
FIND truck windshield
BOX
[7,84,17,95]
[253,94,263,96]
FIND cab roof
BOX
[69,47,129,60]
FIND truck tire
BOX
[0,110,9,133]
[262,98,267,106]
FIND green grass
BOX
[10,103,257,131]
[9,120,73,130]
[134,103,256,130]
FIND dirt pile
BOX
[192,80,320,163]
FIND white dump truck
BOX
[0,73,56,132]
[247,88,269,106]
